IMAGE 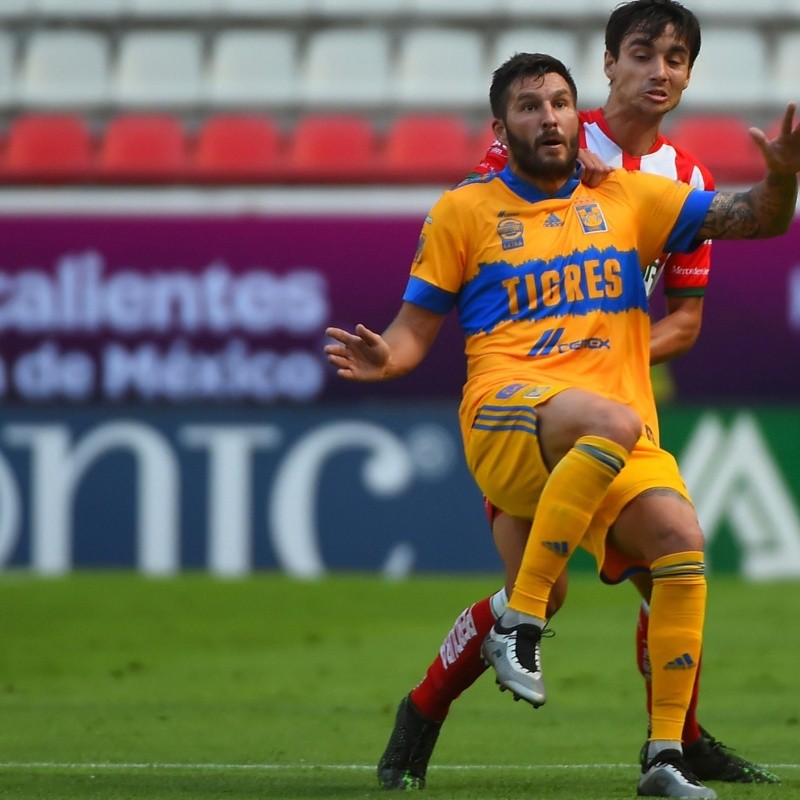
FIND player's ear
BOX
[492,117,508,146]
[604,50,616,82]
[682,66,692,90]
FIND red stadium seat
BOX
[3,114,94,180]
[195,114,283,180]
[382,114,477,183]
[667,114,764,185]
[99,113,188,182]
[287,114,378,181]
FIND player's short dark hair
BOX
[605,0,702,66]
[490,52,578,119]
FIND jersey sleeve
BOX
[662,158,715,297]
[621,172,715,266]
[402,191,466,315]
[663,189,716,253]
[662,242,711,296]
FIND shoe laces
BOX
[698,726,734,754]
[511,623,554,671]
[697,726,781,783]
[700,725,733,753]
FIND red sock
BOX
[637,601,703,746]
[682,654,702,746]
[409,595,495,722]
[636,601,653,714]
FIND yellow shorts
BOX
[585,435,692,581]
[463,381,691,580]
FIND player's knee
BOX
[650,524,706,561]
[593,403,641,451]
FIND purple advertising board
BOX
[0,213,798,404]
[0,215,466,404]
[664,231,800,402]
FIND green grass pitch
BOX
[0,571,797,799]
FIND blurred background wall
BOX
[0,0,798,579]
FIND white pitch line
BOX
[0,762,796,771]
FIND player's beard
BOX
[506,126,579,183]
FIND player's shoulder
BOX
[658,133,716,189]
[578,107,603,126]
[439,170,504,204]
[452,170,502,189]
[428,171,501,218]
[659,131,705,167]
[612,168,681,188]
[595,168,688,205]
[594,167,666,191]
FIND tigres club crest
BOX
[574,202,608,234]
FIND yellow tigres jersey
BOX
[403,165,715,431]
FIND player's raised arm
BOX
[325,302,445,382]
[696,103,800,241]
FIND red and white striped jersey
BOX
[473,107,715,298]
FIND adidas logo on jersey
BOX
[544,213,564,228]
[542,540,569,556]
[664,652,696,670]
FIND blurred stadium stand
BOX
[208,29,299,106]
[287,112,380,181]
[0,0,796,184]
[3,112,94,179]
[99,112,188,181]
[383,112,478,181]
[194,112,282,179]
[668,114,765,184]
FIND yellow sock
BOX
[509,435,629,618]
[648,551,707,742]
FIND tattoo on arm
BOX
[697,192,759,239]
[697,173,797,240]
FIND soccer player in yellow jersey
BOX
[373,2,778,793]
[327,53,800,797]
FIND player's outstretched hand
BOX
[325,324,390,381]
[750,102,800,177]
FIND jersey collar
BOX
[499,163,582,203]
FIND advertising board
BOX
[1,211,798,404]
[0,405,797,579]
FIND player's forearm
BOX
[649,299,703,365]
[649,321,699,364]
[379,304,445,379]
[379,322,432,378]
[698,173,797,240]
[743,171,797,237]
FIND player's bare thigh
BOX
[535,387,640,468]
[608,487,705,565]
